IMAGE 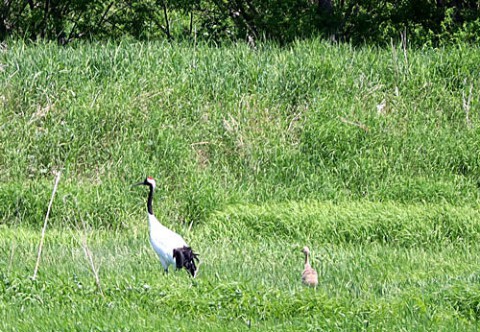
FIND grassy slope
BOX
[1,40,480,330]
[1,40,480,227]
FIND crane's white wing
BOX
[148,214,188,268]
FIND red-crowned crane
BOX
[134,177,199,277]
[301,246,318,287]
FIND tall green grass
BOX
[1,40,479,227]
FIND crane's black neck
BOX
[147,184,154,215]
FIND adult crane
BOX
[134,177,199,277]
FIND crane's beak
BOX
[132,181,145,187]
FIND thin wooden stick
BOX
[32,171,61,280]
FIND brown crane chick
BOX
[301,246,318,287]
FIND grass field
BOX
[1,39,480,330]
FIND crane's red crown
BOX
[145,177,156,188]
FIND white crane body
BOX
[148,213,187,271]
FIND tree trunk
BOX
[161,1,171,40]
[41,0,50,39]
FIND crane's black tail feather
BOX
[173,246,199,277]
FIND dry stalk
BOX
[463,81,473,129]
[79,212,104,297]
[401,28,409,68]
[190,141,210,147]
[340,117,369,132]
[287,112,302,133]
[32,170,62,280]
[8,240,16,276]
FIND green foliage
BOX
[1,0,479,45]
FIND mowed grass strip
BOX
[208,200,480,246]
